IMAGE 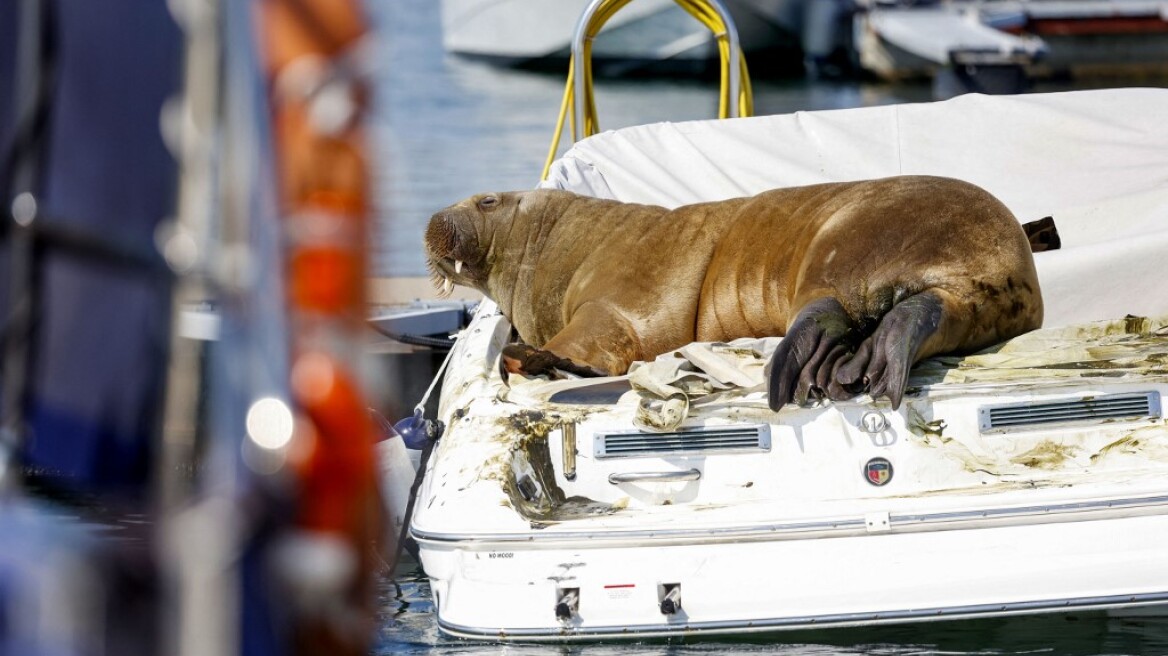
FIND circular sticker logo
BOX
[863,457,894,487]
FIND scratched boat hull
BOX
[410,305,1168,640]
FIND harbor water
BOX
[367,0,1168,652]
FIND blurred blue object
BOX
[0,497,158,656]
[1,0,182,499]
[2,0,385,653]
[1,1,178,655]
[393,409,441,450]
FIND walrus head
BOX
[424,192,516,297]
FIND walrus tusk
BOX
[455,260,464,274]
[443,277,454,295]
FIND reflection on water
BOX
[376,565,1168,656]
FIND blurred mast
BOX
[162,0,381,654]
[160,0,221,515]
[256,0,381,652]
[0,0,51,490]
[161,0,231,654]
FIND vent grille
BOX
[979,391,1161,433]
[595,425,770,459]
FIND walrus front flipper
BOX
[835,291,945,410]
[766,297,857,411]
[500,343,608,380]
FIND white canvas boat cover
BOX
[620,314,1168,431]
[540,88,1168,329]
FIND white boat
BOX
[855,0,1168,84]
[440,0,804,73]
[410,87,1168,640]
[856,5,1045,81]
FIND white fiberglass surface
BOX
[412,306,1168,539]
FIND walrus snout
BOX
[424,209,460,260]
[424,205,486,296]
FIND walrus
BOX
[424,176,1043,411]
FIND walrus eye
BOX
[478,195,499,210]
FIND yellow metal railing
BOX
[541,0,755,180]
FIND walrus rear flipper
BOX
[769,292,947,412]
[766,298,858,411]
[834,291,945,410]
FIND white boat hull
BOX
[412,303,1168,640]
[422,511,1168,639]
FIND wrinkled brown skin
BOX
[424,176,1043,411]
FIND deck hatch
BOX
[979,391,1161,433]
[594,425,770,458]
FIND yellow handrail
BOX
[541,0,753,181]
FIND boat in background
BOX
[855,0,1168,92]
[1018,0,1168,76]
[443,0,1168,88]
[855,3,1045,91]
[440,0,806,75]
